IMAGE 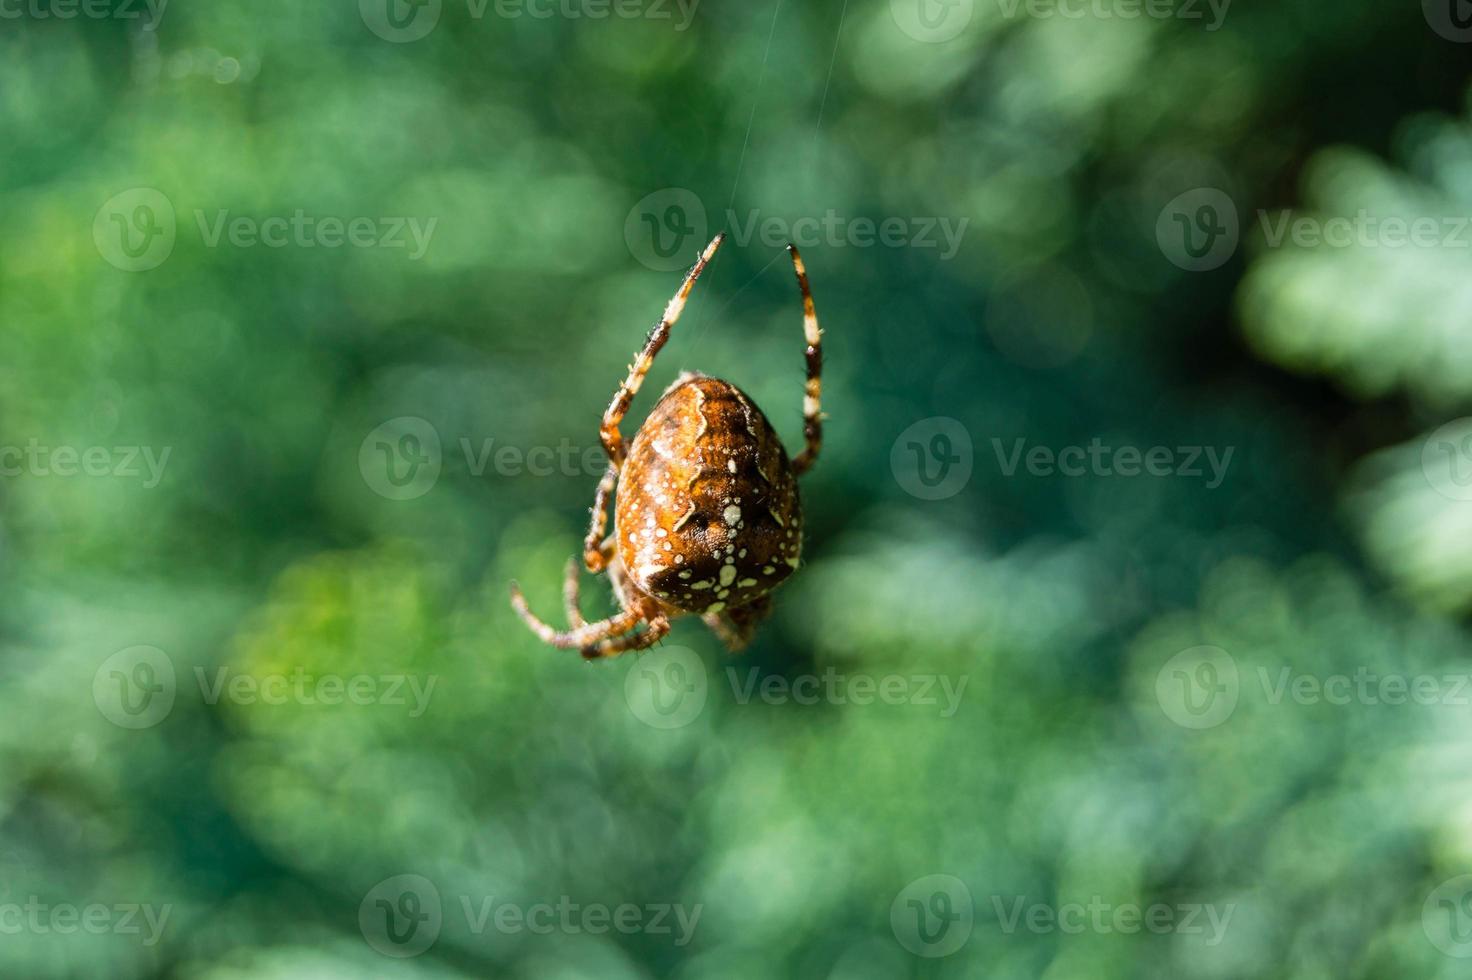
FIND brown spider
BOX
[509,232,823,659]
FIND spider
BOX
[510,232,824,659]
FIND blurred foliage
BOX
[5,0,1472,977]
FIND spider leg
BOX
[703,596,772,653]
[509,582,646,650]
[599,232,726,468]
[786,244,823,477]
[562,556,587,628]
[563,537,618,629]
[581,614,670,660]
[583,463,618,573]
[701,611,744,651]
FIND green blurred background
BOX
[8,0,1472,976]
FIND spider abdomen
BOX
[615,372,802,615]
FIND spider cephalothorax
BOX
[510,233,824,658]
